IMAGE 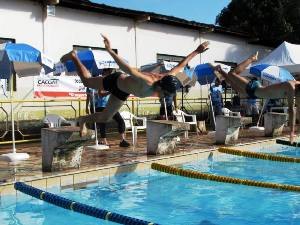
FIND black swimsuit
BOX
[102,72,129,101]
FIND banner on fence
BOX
[34,76,86,98]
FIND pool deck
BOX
[0,128,285,187]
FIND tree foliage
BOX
[216,0,300,45]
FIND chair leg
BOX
[132,127,137,146]
[184,131,188,139]
[196,124,200,136]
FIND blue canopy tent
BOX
[64,49,119,74]
[193,63,215,85]
[250,64,294,84]
[0,43,54,162]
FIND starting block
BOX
[276,139,300,147]
[215,115,241,144]
[264,112,287,137]
[41,126,87,172]
[146,120,189,155]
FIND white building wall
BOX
[0,0,43,47]
[135,23,201,67]
[0,0,271,103]
[0,0,43,99]
[44,7,136,64]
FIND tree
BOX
[216,0,300,45]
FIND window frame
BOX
[73,45,118,54]
[157,53,184,63]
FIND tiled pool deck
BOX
[0,129,287,195]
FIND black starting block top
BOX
[276,139,300,147]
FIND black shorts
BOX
[103,72,129,101]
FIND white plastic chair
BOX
[120,111,147,146]
[42,114,69,128]
[173,109,197,138]
[270,106,289,126]
[221,107,244,128]
[221,108,241,117]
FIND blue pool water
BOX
[1,144,300,225]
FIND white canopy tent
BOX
[253,41,300,74]
[246,42,300,131]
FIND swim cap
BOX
[159,75,180,95]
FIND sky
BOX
[91,0,231,25]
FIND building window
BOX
[157,53,184,63]
[73,45,117,54]
[214,60,237,69]
[0,38,15,44]
[0,38,16,92]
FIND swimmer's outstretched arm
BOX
[169,41,209,76]
[101,34,152,83]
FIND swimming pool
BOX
[1,142,299,225]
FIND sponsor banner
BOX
[34,76,86,98]
[163,61,178,71]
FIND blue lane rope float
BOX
[276,139,300,147]
[151,163,300,192]
[218,147,300,163]
[14,182,159,225]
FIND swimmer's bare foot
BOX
[78,117,87,137]
[60,50,77,63]
[214,65,226,77]
[212,65,226,82]
[251,51,259,62]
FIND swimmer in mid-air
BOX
[61,34,210,136]
[214,52,300,143]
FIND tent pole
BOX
[163,98,168,120]
[257,99,269,127]
[85,89,109,150]
[10,77,16,153]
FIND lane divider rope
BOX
[14,182,160,225]
[151,163,300,192]
[218,147,300,163]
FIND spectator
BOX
[159,94,177,119]
[210,78,223,116]
[86,68,130,147]
[246,78,261,123]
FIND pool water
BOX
[249,143,300,158]
[0,145,300,225]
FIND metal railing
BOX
[0,97,225,143]
[0,98,85,142]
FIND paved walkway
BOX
[0,129,281,184]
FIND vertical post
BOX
[131,99,135,114]
[256,99,269,126]
[163,98,168,120]
[10,78,16,153]
[208,92,216,130]
[78,98,81,117]
[181,86,184,111]
[91,89,99,146]
[134,22,138,68]
[43,100,47,117]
